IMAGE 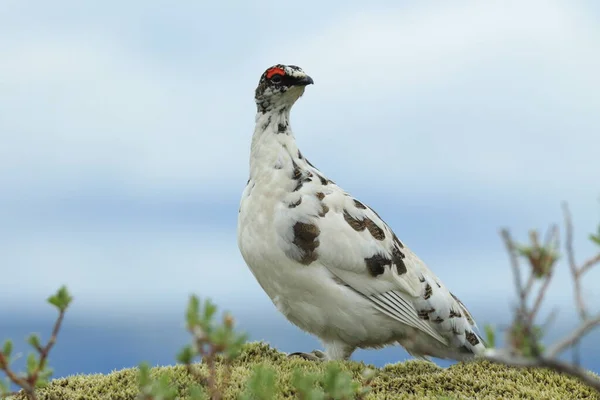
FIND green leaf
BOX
[186,295,201,327]
[2,339,12,358]
[322,364,359,400]
[47,285,73,312]
[137,363,179,400]
[156,374,178,399]
[35,367,53,388]
[26,353,38,374]
[137,362,152,387]
[188,385,208,400]
[484,324,496,348]
[590,233,600,246]
[27,333,41,349]
[292,369,325,400]
[0,378,9,396]
[176,345,194,365]
[202,299,217,323]
[225,333,249,360]
[241,364,277,400]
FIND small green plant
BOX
[137,295,248,400]
[239,364,277,400]
[0,286,72,400]
[136,362,181,400]
[137,295,373,399]
[292,363,373,400]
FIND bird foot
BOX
[287,349,327,362]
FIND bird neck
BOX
[249,106,300,180]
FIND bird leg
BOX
[287,349,327,362]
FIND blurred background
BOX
[1,0,599,380]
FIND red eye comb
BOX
[266,67,285,79]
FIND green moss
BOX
[9,342,600,399]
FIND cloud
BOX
[264,1,600,201]
[0,227,253,313]
[0,1,598,206]
[0,0,598,332]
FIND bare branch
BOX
[484,349,600,392]
[528,274,552,323]
[563,203,588,320]
[0,351,36,398]
[529,226,559,323]
[490,204,600,393]
[522,273,535,302]
[501,229,527,317]
[580,254,600,277]
[546,315,600,359]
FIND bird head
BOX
[255,64,314,113]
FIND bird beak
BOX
[294,75,314,86]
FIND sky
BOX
[1,0,600,380]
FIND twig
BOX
[522,274,535,303]
[188,330,222,400]
[528,274,551,322]
[546,315,600,358]
[0,308,67,400]
[580,254,600,276]
[500,229,526,318]
[528,226,559,323]
[0,352,35,396]
[563,203,588,320]
[32,310,66,386]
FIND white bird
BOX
[237,64,485,362]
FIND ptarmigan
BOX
[237,64,485,362]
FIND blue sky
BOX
[1,0,599,378]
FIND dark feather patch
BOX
[292,222,320,265]
[318,204,329,217]
[291,161,302,180]
[392,233,405,249]
[261,115,272,131]
[315,192,325,200]
[277,123,287,133]
[465,331,480,346]
[449,309,462,318]
[291,161,312,192]
[424,283,433,299]
[343,210,366,231]
[364,254,391,277]
[417,310,430,320]
[417,307,435,320]
[451,293,474,325]
[353,200,367,209]
[391,246,407,275]
[365,218,385,240]
[289,198,302,208]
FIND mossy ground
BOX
[10,342,600,399]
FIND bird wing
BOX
[274,163,483,352]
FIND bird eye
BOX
[270,74,283,84]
